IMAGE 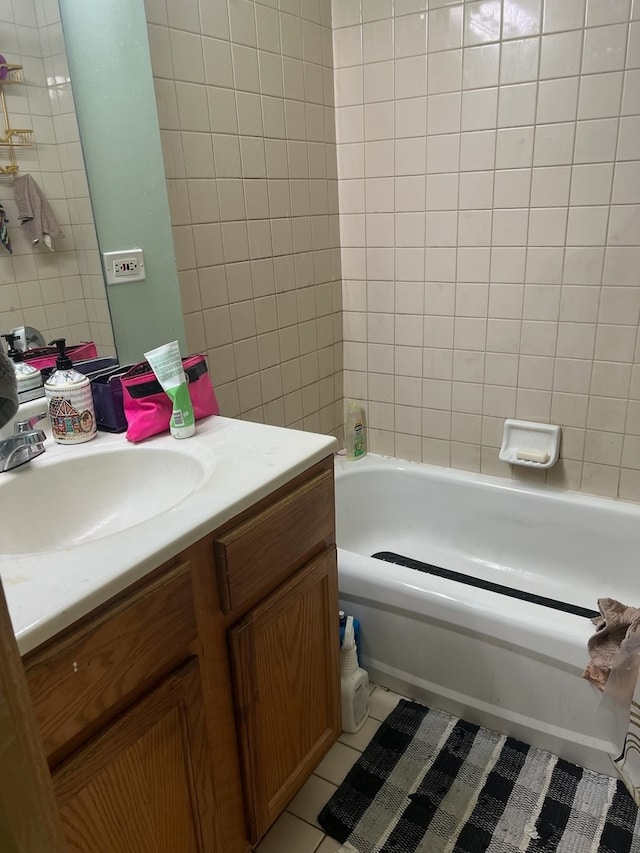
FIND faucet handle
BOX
[14,412,47,434]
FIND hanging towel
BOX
[582,599,640,805]
[13,173,63,251]
[0,202,11,254]
[583,597,640,689]
[0,344,18,428]
[596,630,640,806]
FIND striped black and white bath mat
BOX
[318,699,640,853]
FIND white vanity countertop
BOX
[1,415,337,656]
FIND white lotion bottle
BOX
[44,338,97,444]
[340,615,369,733]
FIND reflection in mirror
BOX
[0,0,114,356]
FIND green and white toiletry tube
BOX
[144,340,195,439]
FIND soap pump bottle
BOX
[2,333,44,403]
[340,615,369,733]
[345,401,366,461]
[44,338,96,444]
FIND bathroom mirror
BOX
[1,0,185,365]
[0,0,114,355]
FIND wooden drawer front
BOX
[25,561,197,764]
[215,468,335,614]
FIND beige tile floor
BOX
[253,685,403,853]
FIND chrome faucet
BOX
[0,413,47,472]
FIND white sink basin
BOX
[0,414,337,656]
[0,445,207,555]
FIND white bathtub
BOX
[335,454,640,775]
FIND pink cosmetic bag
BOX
[121,354,219,443]
[22,342,98,370]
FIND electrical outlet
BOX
[113,257,139,276]
[103,248,145,284]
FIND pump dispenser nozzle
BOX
[49,338,73,370]
[2,333,24,362]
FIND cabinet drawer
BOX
[24,561,197,765]
[214,467,334,614]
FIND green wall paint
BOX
[58,0,185,365]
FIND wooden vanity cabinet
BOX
[214,455,341,845]
[23,558,221,853]
[53,659,214,853]
[229,548,340,842]
[21,454,340,852]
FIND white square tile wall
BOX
[333,0,640,500]
[146,0,342,436]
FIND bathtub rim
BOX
[334,452,640,520]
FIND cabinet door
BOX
[53,659,217,853]
[230,548,340,843]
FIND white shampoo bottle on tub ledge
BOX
[340,616,369,733]
[345,401,366,461]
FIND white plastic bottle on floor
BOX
[340,616,369,732]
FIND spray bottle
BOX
[339,610,362,667]
[340,615,369,732]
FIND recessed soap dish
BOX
[498,419,561,469]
